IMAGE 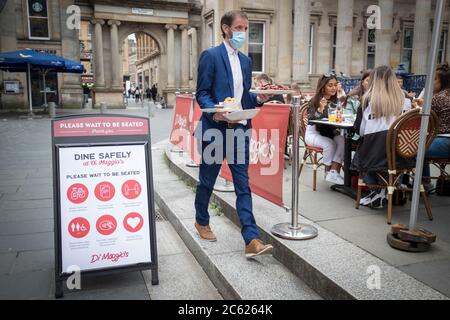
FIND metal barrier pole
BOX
[271,96,318,240]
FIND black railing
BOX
[337,74,427,97]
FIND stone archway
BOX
[118,24,168,107]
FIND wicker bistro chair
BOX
[297,103,325,191]
[355,108,439,224]
[427,143,450,193]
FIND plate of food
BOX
[223,109,260,122]
[250,84,296,95]
[201,97,242,113]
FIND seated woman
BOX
[344,69,371,115]
[420,63,450,188]
[306,73,345,185]
[352,66,414,208]
[286,83,303,105]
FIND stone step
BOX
[158,140,447,300]
[153,145,321,300]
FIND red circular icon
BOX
[123,212,144,233]
[67,183,89,204]
[96,215,117,236]
[121,180,142,200]
[94,182,115,202]
[68,217,90,238]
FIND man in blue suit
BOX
[194,10,273,258]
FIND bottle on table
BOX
[336,102,343,123]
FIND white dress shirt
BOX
[224,41,247,125]
[224,41,243,107]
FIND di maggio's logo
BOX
[91,251,129,264]
[250,138,276,165]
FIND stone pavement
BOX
[281,161,450,297]
[0,106,221,300]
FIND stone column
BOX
[137,33,141,60]
[412,0,431,74]
[108,20,122,89]
[142,34,146,57]
[144,34,149,57]
[190,27,198,87]
[180,25,190,89]
[165,24,178,88]
[59,0,83,108]
[335,0,354,76]
[375,0,393,67]
[276,0,293,84]
[292,0,311,84]
[92,19,105,88]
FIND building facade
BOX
[0,0,84,109]
[1,0,449,110]
[202,0,450,90]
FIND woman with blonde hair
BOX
[351,65,413,208]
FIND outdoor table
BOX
[309,119,356,199]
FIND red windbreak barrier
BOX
[220,104,290,206]
[188,101,203,165]
[170,95,192,152]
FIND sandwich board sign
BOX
[51,114,158,298]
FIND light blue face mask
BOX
[229,31,246,50]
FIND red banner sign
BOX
[220,104,290,206]
[188,101,203,165]
[170,95,192,152]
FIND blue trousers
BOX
[423,137,450,177]
[194,128,260,245]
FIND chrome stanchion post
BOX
[271,96,318,240]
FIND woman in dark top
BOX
[421,63,450,186]
[305,73,345,185]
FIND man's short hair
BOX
[220,10,248,38]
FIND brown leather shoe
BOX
[245,239,273,258]
[195,223,217,242]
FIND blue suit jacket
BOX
[195,43,258,140]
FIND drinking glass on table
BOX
[328,105,337,122]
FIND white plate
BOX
[201,107,240,113]
[250,89,296,95]
[223,109,260,122]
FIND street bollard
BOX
[148,101,155,118]
[100,102,107,114]
[48,102,56,118]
